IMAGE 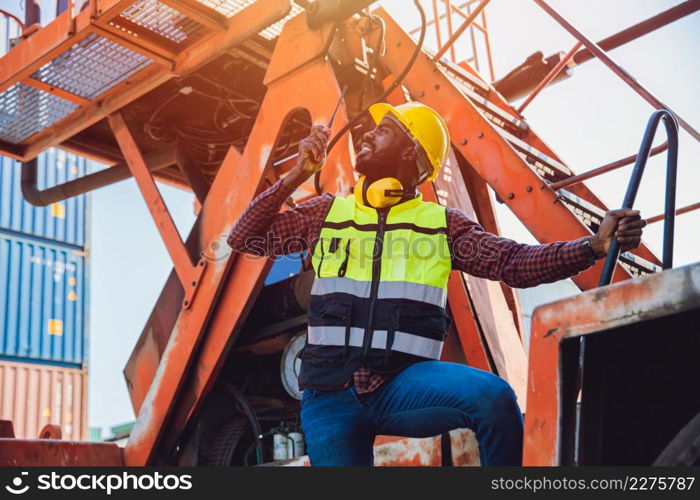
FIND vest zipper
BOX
[317,238,325,278]
[362,209,388,360]
[337,239,351,277]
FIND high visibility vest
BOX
[298,193,452,391]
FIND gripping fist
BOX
[589,209,646,258]
[297,124,331,174]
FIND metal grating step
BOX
[118,0,204,44]
[619,252,661,278]
[441,68,528,135]
[195,0,304,39]
[31,33,152,100]
[458,82,528,135]
[496,127,572,178]
[558,188,606,231]
[436,58,490,94]
[558,189,660,277]
[0,83,78,144]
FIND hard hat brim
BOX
[369,103,409,130]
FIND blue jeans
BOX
[300,361,523,466]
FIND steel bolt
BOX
[461,139,468,145]
[477,132,484,138]
[508,193,515,200]
[191,281,196,286]
[526,186,533,192]
[418,91,425,97]
[396,41,401,47]
[434,84,440,90]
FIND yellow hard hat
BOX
[369,102,450,182]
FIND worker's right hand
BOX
[297,124,331,175]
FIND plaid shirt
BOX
[228,178,596,393]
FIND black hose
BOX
[314,0,428,194]
[225,383,264,465]
[359,14,385,109]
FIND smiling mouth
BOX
[360,143,374,153]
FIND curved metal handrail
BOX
[598,110,679,286]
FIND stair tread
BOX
[496,127,572,176]
[558,189,659,276]
[437,58,491,93]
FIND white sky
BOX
[2,1,698,435]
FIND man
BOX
[227,102,645,466]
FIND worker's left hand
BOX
[589,209,646,259]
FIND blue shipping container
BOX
[0,231,87,366]
[0,149,89,247]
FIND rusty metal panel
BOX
[279,429,480,466]
[0,359,87,440]
[524,262,700,465]
[0,439,123,466]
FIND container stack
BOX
[1,12,91,441]
[0,148,91,441]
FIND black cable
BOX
[314,0,428,195]
[359,14,385,109]
[225,383,264,465]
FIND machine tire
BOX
[206,417,256,466]
[653,411,700,466]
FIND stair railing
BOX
[598,110,679,286]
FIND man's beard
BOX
[355,149,399,181]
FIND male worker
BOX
[227,102,645,466]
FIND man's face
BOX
[355,116,415,182]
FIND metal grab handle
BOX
[598,110,679,286]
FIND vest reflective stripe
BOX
[307,326,444,360]
[311,277,448,308]
[301,194,451,390]
[377,281,447,308]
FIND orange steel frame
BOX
[123,12,356,465]
[524,263,700,465]
[108,111,208,308]
[411,0,495,80]
[127,4,672,463]
[1,0,696,466]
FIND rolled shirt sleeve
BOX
[447,207,596,288]
[227,178,334,257]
